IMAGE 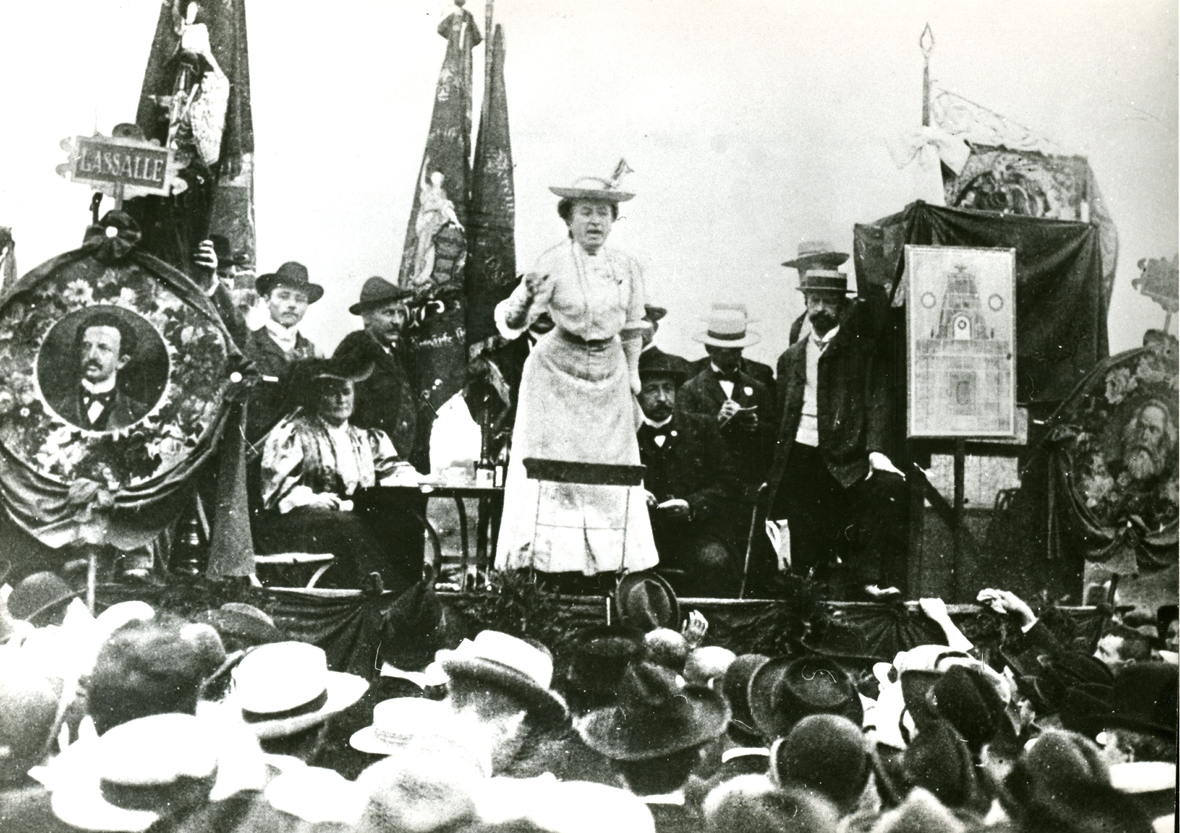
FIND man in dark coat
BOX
[678,303,776,494]
[765,269,906,600]
[639,304,695,386]
[333,277,427,472]
[637,353,742,596]
[244,261,323,442]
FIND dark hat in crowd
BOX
[87,616,223,736]
[353,749,480,833]
[255,261,323,302]
[578,661,730,761]
[637,350,689,385]
[49,713,222,832]
[901,665,1005,755]
[7,571,79,624]
[1002,729,1153,833]
[349,276,413,315]
[1031,650,1115,713]
[563,624,646,713]
[748,656,863,740]
[1068,661,1178,740]
[440,630,569,726]
[901,719,986,814]
[643,304,667,322]
[782,240,850,272]
[770,714,871,815]
[722,653,770,739]
[379,575,449,672]
[230,641,368,739]
[192,603,282,652]
[869,788,969,833]
[615,570,679,632]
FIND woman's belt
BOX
[556,328,614,350]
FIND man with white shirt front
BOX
[766,269,907,600]
[637,353,742,596]
[245,261,323,442]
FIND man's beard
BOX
[810,312,836,334]
[1124,445,1162,481]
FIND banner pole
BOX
[920,24,934,127]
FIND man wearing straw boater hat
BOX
[679,302,776,496]
[782,240,851,345]
[765,262,907,601]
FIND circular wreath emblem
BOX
[0,244,228,490]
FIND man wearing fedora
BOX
[680,302,776,497]
[636,352,742,596]
[639,303,695,385]
[333,277,429,473]
[245,261,324,442]
[766,266,907,600]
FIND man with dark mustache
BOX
[56,309,150,431]
[765,269,906,600]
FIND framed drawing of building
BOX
[906,245,1017,438]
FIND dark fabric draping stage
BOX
[854,201,1109,404]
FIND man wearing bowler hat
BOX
[639,303,694,385]
[333,277,428,473]
[245,261,324,441]
[636,352,742,596]
[765,266,907,601]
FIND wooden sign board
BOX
[71,136,171,196]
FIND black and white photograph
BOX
[0,1,1174,831]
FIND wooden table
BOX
[377,483,505,586]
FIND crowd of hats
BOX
[0,564,1175,833]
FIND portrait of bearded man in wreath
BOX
[1115,399,1177,484]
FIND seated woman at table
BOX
[255,356,422,589]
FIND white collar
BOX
[266,318,300,343]
[642,414,673,429]
[641,791,686,806]
[812,325,839,347]
[80,377,117,395]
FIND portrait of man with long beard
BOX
[1117,399,1177,484]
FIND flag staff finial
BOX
[920,23,934,126]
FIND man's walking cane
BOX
[739,482,769,599]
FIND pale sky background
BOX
[0,0,1175,376]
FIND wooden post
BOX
[907,444,928,597]
[952,438,966,602]
[86,545,98,615]
[920,24,934,127]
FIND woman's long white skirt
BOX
[494,330,658,575]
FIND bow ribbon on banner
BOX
[80,211,142,264]
[886,126,971,206]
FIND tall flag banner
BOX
[128,0,255,281]
[399,3,482,415]
[929,84,1118,303]
[465,24,523,430]
[0,228,14,296]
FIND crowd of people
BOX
[0,560,1175,833]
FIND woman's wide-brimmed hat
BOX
[748,655,863,740]
[578,661,730,761]
[440,630,569,726]
[49,713,222,832]
[693,302,761,349]
[782,240,850,272]
[349,276,414,315]
[549,176,635,203]
[255,261,324,303]
[229,641,369,739]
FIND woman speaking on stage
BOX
[492,170,658,585]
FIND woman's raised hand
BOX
[523,271,548,299]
